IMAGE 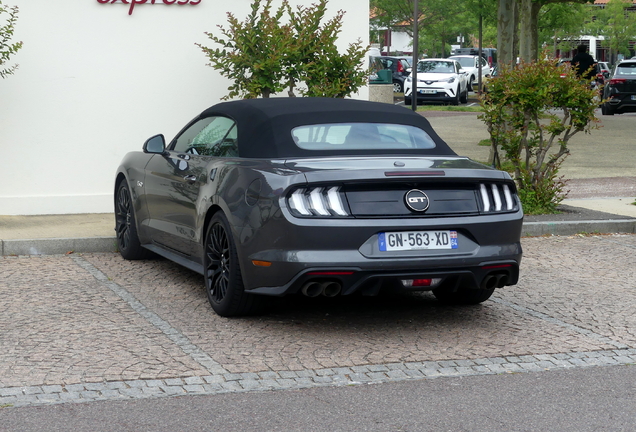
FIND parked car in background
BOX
[404,58,469,105]
[598,61,611,78]
[452,47,498,68]
[374,56,411,93]
[114,98,523,316]
[601,59,636,115]
[448,55,491,91]
[481,64,498,93]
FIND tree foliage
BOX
[590,0,636,61]
[498,0,595,66]
[371,0,499,57]
[479,56,599,214]
[539,3,592,58]
[0,0,22,79]
[197,0,368,99]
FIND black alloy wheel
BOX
[204,213,263,317]
[115,181,149,260]
[432,286,495,305]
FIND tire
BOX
[204,212,264,317]
[432,286,495,305]
[460,88,468,104]
[393,80,403,93]
[115,181,150,260]
[469,76,475,92]
[404,96,412,105]
[451,86,460,105]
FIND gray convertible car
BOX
[115,98,523,317]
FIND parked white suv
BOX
[404,59,469,105]
[448,55,491,91]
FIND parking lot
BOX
[1,233,635,407]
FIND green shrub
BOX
[479,56,599,214]
[196,0,368,99]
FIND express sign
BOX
[97,0,201,16]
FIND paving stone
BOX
[0,388,22,397]
[183,384,205,393]
[184,377,205,385]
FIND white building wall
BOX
[385,31,412,55]
[0,0,369,215]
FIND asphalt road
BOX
[2,365,636,432]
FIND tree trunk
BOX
[518,0,540,62]
[497,0,517,68]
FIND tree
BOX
[591,0,636,63]
[0,0,22,79]
[498,0,595,66]
[197,0,368,99]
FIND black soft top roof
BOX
[198,97,456,158]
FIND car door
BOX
[143,116,237,256]
[455,62,468,92]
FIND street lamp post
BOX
[411,0,418,111]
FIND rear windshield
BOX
[616,63,636,75]
[291,123,436,151]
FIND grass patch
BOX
[478,139,490,147]
[416,105,483,112]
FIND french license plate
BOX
[378,230,458,251]
[419,89,436,94]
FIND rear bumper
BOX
[240,213,523,297]
[247,258,521,297]
[607,94,636,112]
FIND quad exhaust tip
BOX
[481,273,509,290]
[301,280,342,298]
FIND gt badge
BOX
[405,189,430,212]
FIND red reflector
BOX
[412,279,432,287]
[482,264,512,270]
[397,62,404,73]
[307,271,354,276]
[610,78,627,85]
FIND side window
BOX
[172,116,238,157]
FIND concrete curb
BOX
[522,219,636,237]
[2,219,636,256]
[1,237,118,256]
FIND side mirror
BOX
[143,134,166,154]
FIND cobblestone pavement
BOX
[1,235,635,407]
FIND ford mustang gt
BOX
[115,98,523,317]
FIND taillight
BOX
[397,61,404,73]
[478,183,518,213]
[288,186,349,217]
[609,78,627,85]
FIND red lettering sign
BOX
[97,0,201,15]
